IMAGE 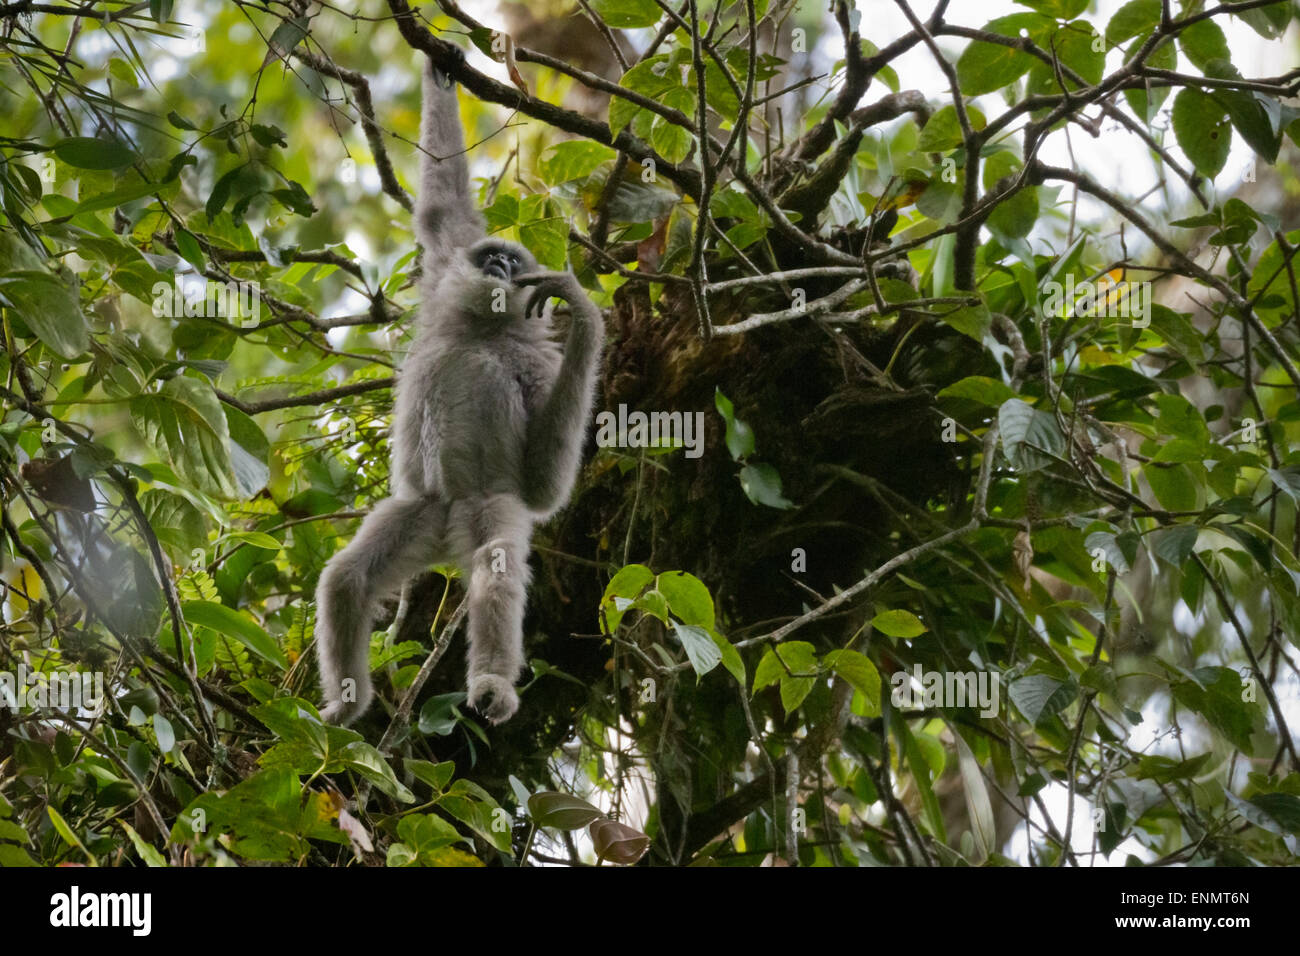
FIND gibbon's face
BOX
[450,239,541,327]
[469,239,536,284]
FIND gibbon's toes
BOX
[468,675,520,725]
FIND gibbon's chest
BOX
[429,340,556,418]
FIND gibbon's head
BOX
[469,238,535,283]
[439,237,540,328]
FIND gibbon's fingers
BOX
[427,45,465,89]
[525,286,551,320]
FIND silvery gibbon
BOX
[314,57,605,726]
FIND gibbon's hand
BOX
[516,270,585,321]
[429,44,466,89]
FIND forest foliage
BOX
[2,0,1300,866]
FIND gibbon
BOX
[314,59,605,726]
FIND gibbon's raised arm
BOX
[417,58,485,267]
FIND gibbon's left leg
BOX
[316,494,449,725]
[449,494,534,724]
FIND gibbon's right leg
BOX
[316,495,448,725]
[450,495,534,725]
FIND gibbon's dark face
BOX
[470,241,534,283]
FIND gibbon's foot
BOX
[320,697,370,727]
[467,674,520,725]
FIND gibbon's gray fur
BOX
[315,59,604,726]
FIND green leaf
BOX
[1123,33,1177,122]
[1172,667,1256,753]
[599,564,654,633]
[182,600,287,669]
[539,141,616,185]
[753,641,817,693]
[938,375,1018,407]
[1009,674,1076,725]
[395,813,462,854]
[590,0,661,28]
[175,229,204,270]
[872,609,927,639]
[249,124,287,148]
[140,489,207,556]
[1028,20,1104,89]
[1172,88,1232,179]
[121,821,168,866]
[130,376,239,499]
[656,570,715,627]
[53,136,138,170]
[1134,752,1212,782]
[408,759,456,793]
[265,15,310,63]
[1148,524,1198,567]
[47,806,93,862]
[1143,463,1202,513]
[223,404,271,497]
[987,187,1039,241]
[714,387,756,460]
[340,741,415,802]
[780,672,817,713]
[153,713,175,754]
[1235,3,1291,39]
[1242,793,1300,835]
[823,649,881,716]
[711,631,745,686]
[953,730,996,863]
[999,398,1065,471]
[527,791,604,830]
[418,692,466,736]
[738,463,793,509]
[1105,0,1159,45]
[0,819,28,842]
[917,105,986,152]
[70,178,166,214]
[1015,0,1088,17]
[1247,229,1300,325]
[672,622,722,677]
[0,270,90,359]
[1178,19,1230,71]
[955,15,1044,96]
[0,845,38,867]
[225,531,282,551]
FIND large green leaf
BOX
[130,376,239,498]
[182,600,286,669]
[671,622,722,677]
[656,570,715,627]
[0,234,90,358]
[955,15,1045,96]
[1172,88,1232,178]
[52,136,138,170]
